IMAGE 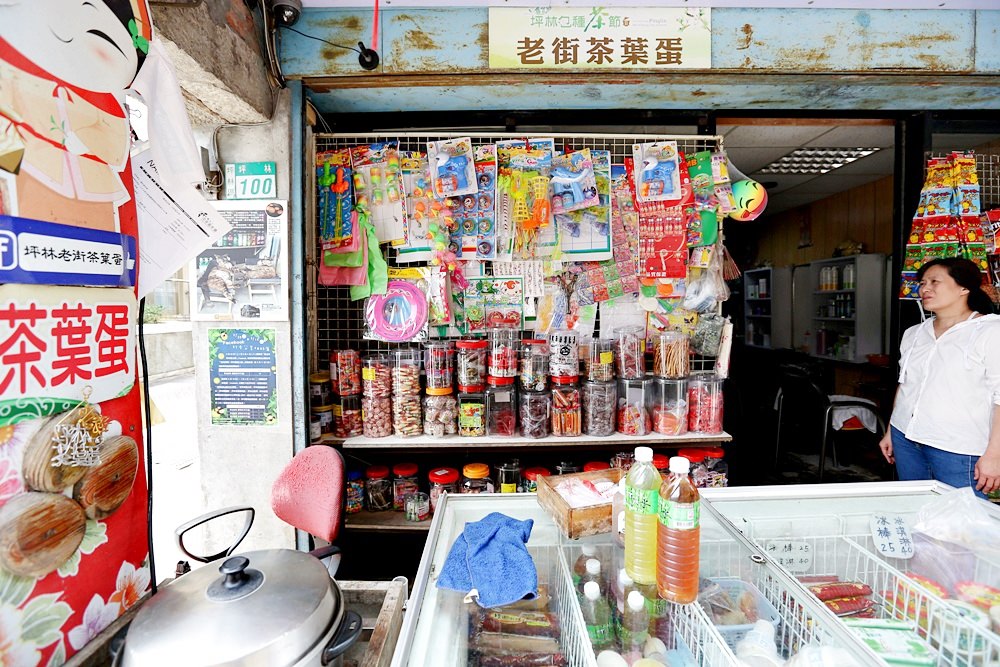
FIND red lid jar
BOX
[677,448,707,464]
[392,462,418,478]
[651,453,670,471]
[365,465,389,480]
[428,467,460,485]
[583,461,611,472]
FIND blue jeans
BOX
[891,427,988,500]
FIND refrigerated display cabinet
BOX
[389,481,1000,666]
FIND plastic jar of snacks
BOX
[519,389,551,439]
[588,338,615,382]
[518,339,549,392]
[458,389,486,437]
[582,379,616,436]
[423,388,457,437]
[361,395,392,438]
[653,331,690,379]
[309,371,331,408]
[362,354,392,397]
[485,376,517,436]
[330,349,361,396]
[488,323,519,378]
[313,404,333,437]
[688,372,724,434]
[345,470,364,514]
[428,467,459,512]
[551,376,582,437]
[497,460,522,493]
[424,341,454,390]
[462,463,494,494]
[456,339,488,388]
[392,394,422,437]
[701,446,729,487]
[555,461,581,474]
[547,329,579,378]
[523,467,551,493]
[391,349,422,396]
[365,465,392,511]
[392,462,419,511]
[613,325,645,380]
[617,377,651,435]
[335,394,363,438]
[650,378,688,435]
[678,448,708,487]
[583,461,610,472]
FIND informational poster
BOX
[208,328,277,426]
[190,200,288,321]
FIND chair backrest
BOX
[271,445,345,543]
[777,364,832,415]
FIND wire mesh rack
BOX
[308,132,724,373]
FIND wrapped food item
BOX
[469,608,562,657]
[808,582,873,601]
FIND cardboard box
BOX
[535,468,623,539]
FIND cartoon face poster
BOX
[0,1,154,663]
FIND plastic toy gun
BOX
[435,153,469,195]
[640,158,677,198]
[550,167,587,207]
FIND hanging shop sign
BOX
[225,161,278,200]
[208,328,278,426]
[0,284,137,426]
[488,7,711,70]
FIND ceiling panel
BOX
[802,124,895,148]
[726,146,799,174]
[787,172,887,194]
[722,125,834,149]
[832,148,895,175]
[750,173,819,193]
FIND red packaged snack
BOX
[808,582,873,601]
[955,581,1000,611]
[824,596,876,617]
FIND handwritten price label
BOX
[869,513,914,560]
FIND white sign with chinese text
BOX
[763,540,813,573]
[0,284,136,426]
[489,7,711,70]
[870,513,915,560]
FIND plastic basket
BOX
[704,578,781,652]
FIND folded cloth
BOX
[436,512,537,608]
[829,395,879,432]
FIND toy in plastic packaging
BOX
[396,151,435,263]
[692,313,726,356]
[428,137,477,198]
[316,149,356,252]
[364,268,430,342]
[463,276,524,335]
[351,141,406,245]
[550,148,599,214]
[632,141,682,204]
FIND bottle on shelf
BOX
[843,262,855,290]
[657,456,700,604]
[580,581,613,652]
[620,590,649,663]
[624,446,661,585]
[579,558,606,597]
[609,567,636,635]
[573,544,598,585]
[611,479,626,548]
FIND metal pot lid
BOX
[123,549,340,666]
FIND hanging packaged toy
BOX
[460,145,497,260]
[550,148,599,214]
[364,268,430,342]
[351,142,406,245]
[556,150,613,262]
[396,151,435,263]
[427,137,477,198]
[632,141,682,204]
[463,276,524,334]
[316,149,356,252]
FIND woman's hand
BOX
[975,449,1000,495]
[878,430,894,464]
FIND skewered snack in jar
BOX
[652,331,689,379]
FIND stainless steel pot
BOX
[118,508,361,667]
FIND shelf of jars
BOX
[341,431,732,449]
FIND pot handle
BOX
[321,610,362,666]
[175,506,255,563]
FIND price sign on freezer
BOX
[763,540,812,573]
[226,161,277,200]
[869,513,914,560]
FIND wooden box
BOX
[535,468,623,539]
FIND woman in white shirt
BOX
[879,257,1000,499]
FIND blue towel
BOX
[436,512,538,608]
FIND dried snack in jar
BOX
[551,377,581,437]
[614,325,645,380]
[456,339,488,388]
[587,338,615,382]
[362,395,392,438]
[518,339,549,392]
[345,471,364,514]
[652,331,689,379]
[581,380,615,436]
[362,354,392,397]
[688,373,723,434]
[488,323,519,378]
[391,349,422,395]
[331,349,361,395]
[519,390,551,439]
[365,465,393,511]
[335,394,363,438]
[392,394,423,437]
[486,376,517,436]
[423,390,458,437]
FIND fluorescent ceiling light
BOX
[759,147,880,175]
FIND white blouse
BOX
[891,313,1000,456]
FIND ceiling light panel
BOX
[759,147,880,174]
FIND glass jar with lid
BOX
[361,395,392,438]
[551,376,582,437]
[424,341,454,390]
[455,339,488,389]
[582,379,616,436]
[617,377,651,435]
[613,325,645,380]
[497,460,522,493]
[345,470,364,514]
[652,331,690,379]
[701,446,728,487]
[457,389,486,437]
[423,388,457,437]
[428,467,459,512]
[523,467,550,493]
[392,462,419,511]
[688,372,724,434]
[650,377,688,435]
[485,376,517,436]
[519,389,551,439]
[335,394,363,438]
[362,354,392,397]
[554,461,580,475]
[678,448,709,487]
[488,323,519,378]
[365,465,392,511]
[518,339,549,392]
[588,338,615,382]
[391,349,422,396]
[462,463,494,493]
[547,329,579,378]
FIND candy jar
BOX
[614,325,645,379]
[688,372,724,434]
[702,446,728,487]
[523,467,551,493]
[488,323,519,378]
[519,389,551,439]
[485,376,517,436]
[678,448,708,487]
[458,388,486,437]
[555,461,581,474]
[391,349,422,395]
[362,354,392,397]
[428,467,459,512]
[455,339,488,389]
[423,388,457,437]
[365,465,392,511]
[547,329,579,378]
[582,379,616,436]
[361,395,392,438]
[650,377,688,435]
[551,376,582,437]
[497,460,522,493]
[652,331,690,379]
[424,341,454,390]
[392,462,419,511]
[392,394,422,437]
[345,470,364,514]
[617,377,651,435]
[331,349,361,396]
[588,338,615,382]
[462,463,494,493]
[336,394,363,438]
[518,339,549,392]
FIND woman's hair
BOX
[917,257,995,314]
